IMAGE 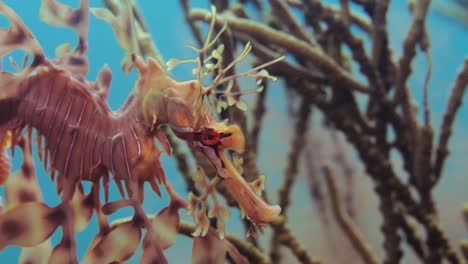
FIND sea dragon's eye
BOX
[200,128,221,146]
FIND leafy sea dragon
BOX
[0,0,282,262]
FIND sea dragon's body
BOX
[1,66,165,200]
[0,0,280,263]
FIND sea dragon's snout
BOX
[174,122,281,227]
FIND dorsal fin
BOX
[93,64,113,101]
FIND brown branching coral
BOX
[322,164,378,264]
[183,0,468,263]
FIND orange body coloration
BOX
[0,130,12,185]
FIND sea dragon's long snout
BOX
[173,122,281,227]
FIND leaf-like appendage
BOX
[156,130,172,156]
[83,219,141,263]
[0,202,59,250]
[192,227,248,264]
[143,182,187,254]
[19,240,52,264]
[93,64,112,100]
[40,0,74,28]
[0,2,44,59]
[3,135,53,264]
[48,238,75,264]
[140,208,176,264]
[192,229,228,264]
[149,207,179,250]
[70,187,93,232]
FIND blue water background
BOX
[0,0,467,263]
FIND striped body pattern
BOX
[7,69,165,199]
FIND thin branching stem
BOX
[322,165,379,264]
[271,98,311,263]
[188,9,370,93]
[433,58,468,184]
